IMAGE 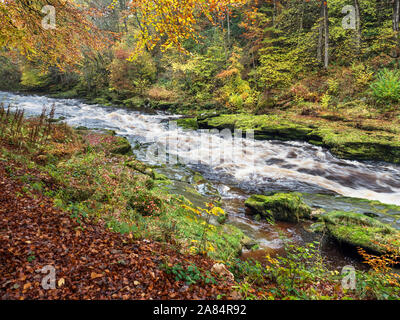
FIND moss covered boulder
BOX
[176,118,199,130]
[198,114,400,163]
[125,160,155,178]
[322,211,400,255]
[245,193,312,223]
[83,132,132,155]
[110,136,133,155]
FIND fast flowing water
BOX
[2,91,400,267]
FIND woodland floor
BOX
[0,160,234,300]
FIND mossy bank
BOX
[191,113,400,164]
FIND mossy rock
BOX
[322,211,400,255]
[123,97,145,108]
[307,222,325,233]
[176,118,199,130]
[125,160,155,178]
[153,172,169,181]
[245,193,312,223]
[240,235,257,250]
[198,114,400,163]
[192,173,206,184]
[110,137,132,155]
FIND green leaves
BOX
[161,262,217,285]
[370,68,400,107]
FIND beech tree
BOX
[0,0,110,69]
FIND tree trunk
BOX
[394,0,400,33]
[323,1,329,69]
[354,0,361,53]
[299,0,305,31]
[272,0,277,27]
[317,3,323,63]
[227,8,231,49]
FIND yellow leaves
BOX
[1,0,109,69]
[189,246,198,255]
[265,254,279,266]
[210,206,224,216]
[58,278,65,287]
[23,282,31,291]
[206,242,216,252]
[181,204,201,215]
[128,0,246,59]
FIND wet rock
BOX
[74,126,89,131]
[245,193,312,223]
[240,236,257,250]
[310,208,325,221]
[321,211,400,255]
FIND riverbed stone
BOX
[245,193,312,223]
[321,211,400,255]
[240,235,258,250]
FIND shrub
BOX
[20,67,50,90]
[0,56,21,90]
[147,86,177,102]
[370,68,400,106]
[128,188,163,216]
[160,262,217,285]
[109,45,156,96]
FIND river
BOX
[2,91,400,268]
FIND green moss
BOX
[199,114,400,163]
[126,160,155,178]
[110,137,133,155]
[245,193,312,223]
[322,211,400,255]
[176,118,199,130]
[123,96,145,108]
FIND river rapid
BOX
[2,91,400,268]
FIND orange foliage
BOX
[0,0,114,69]
[127,0,247,59]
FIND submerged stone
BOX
[245,193,312,223]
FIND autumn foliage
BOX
[0,0,111,69]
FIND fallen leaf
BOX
[58,278,65,287]
[91,272,103,279]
